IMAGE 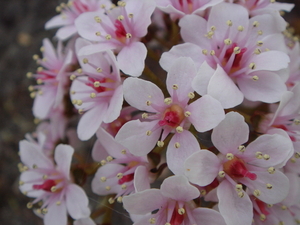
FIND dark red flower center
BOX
[223,156,257,180]
[33,179,57,192]
[118,174,134,185]
[159,104,185,128]
[170,205,185,225]
[223,43,247,74]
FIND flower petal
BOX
[54,144,74,179]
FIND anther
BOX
[210,26,216,31]
[202,49,208,55]
[117,15,124,21]
[95,31,101,36]
[200,190,207,196]
[238,145,245,152]
[42,175,48,179]
[237,25,244,31]
[19,181,24,186]
[27,202,33,209]
[37,79,43,84]
[51,186,57,192]
[157,141,164,147]
[70,74,76,80]
[174,142,180,148]
[263,154,270,160]
[105,186,111,191]
[178,208,185,215]
[172,84,179,90]
[41,208,48,214]
[108,197,115,204]
[96,67,102,73]
[253,189,261,197]
[94,16,101,23]
[254,48,261,54]
[249,62,256,70]
[226,153,234,160]
[253,21,259,27]
[238,192,244,198]
[266,183,272,189]
[281,205,287,210]
[105,34,112,40]
[37,67,43,72]
[32,164,38,169]
[146,100,151,106]
[267,204,273,208]
[56,201,61,205]
[224,38,232,45]
[176,126,183,133]
[255,152,263,159]
[164,98,172,105]
[142,113,148,119]
[78,109,84,114]
[117,196,123,203]
[291,158,296,163]
[226,20,233,26]
[149,218,156,224]
[101,160,107,165]
[188,92,195,99]
[218,171,225,177]
[146,130,152,136]
[184,111,191,117]
[117,173,123,179]
[33,54,39,60]
[28,86,34,92]
[295,152,300,158]
[106,156,113,162]
[30,92,36,98]
[126,33,132,38]
[100,176,107,182]
[252,75,259,81]
[294,119,300,125]
[121,149,127,154]
[260,214,266,221]
[257,41,263,46]
[77,100,83,106]
[94,81,100,87]
[270,0,275,3]
[128,13,133,18]
[210,50,215,55]
[90,93,96,98]
[234,47,241,54]
[26,72,33,78]
[117,1,126,7]
[235,184,243,192]
[268,167,275,174]
[257,30,263,35]
[121,184,127,189]
[77,68,83,74]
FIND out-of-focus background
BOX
[0,0,299,224]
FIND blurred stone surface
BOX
[0,0,298,224]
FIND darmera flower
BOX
[19,142,90,225]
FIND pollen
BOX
[266,183,272,189]
[164,98,172,105]
[146,130,152,136]
[260,214,266,221]
[226,153,234,160]
[70,74,76,80]
[106,156,113,162]
[224,38,232,45]
[126,33,132,38]
[128,13,133,18]
[146,100,151,106]
[257,41,263,46]
[235,184,243,192]
[94,81,101,87]
[121,149,127,154]
[157,141,164,147]
[117,196,123,203]
[255,151,263,159]
[95,31,101,36]
[188,92,195,99]
[121,184,127,189]
[234,47,241,54]
[96,67,102,73]
[294,119,300,125]
[253,189,261,197]
[249,63,256,70]
[210,50,215,55]
[108,197,115,204]
[238,191,244,198]
[252,21,259,27]
[105,34,112,40]
[117,15,124,21]
[281,205,287,210]
[172,84,179,90]
[105,186,111,191]
[263,154,270,160]
[100,176,107,182]
[202,49,208,55]
[237,25,244,31]
[218,171,225,177]
[94,16,101,23]
[174,142,180,148]
[254,48,262,54]
[149,218,156,224]
[176,126,183,133]
[184,111,191,117]
[101,160,107,165]
[238,145,245,152]
[142,113,148,119]
[252,75,259,81]
[226,20,233,26]
[90,93,96,98]
[267,167,275,174]
[27,202,33,209]
[51,186,57,192]
[178,208,185,215]
[41,208,48,214]
[117,173,123,179]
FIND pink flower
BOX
[91,127,152,200]
[45,0,110,40]
[184,112,293,225]
[30,38,74,119]
[123,175,227,225]
[116,57,225,174]
[19,142,90,225]
[160,2,289,108]
[70,38,123,140]
[155,0,223,20]
[285,40,300,89]
[74,0,156,76]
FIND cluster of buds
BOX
[20,0,300,225]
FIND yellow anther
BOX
[128,13,133,18]
[252,75,259,81]
[90,93,96,98]
[78,109,84,114]
[121,149,127,154]
[235,184,243,192]
[178,208,185,215]
[238,145,245,152]
[210,26,216,31]
[234,47,241,54]
[237,25,244,31]
[19,180,24,185]
[254,48,261,54]
[77,68,83,74]
[101,160,107,165]
[96,67,102,73]
[146,100,151,106]
[126,33,132,38]
[224,38,232,45]
[238,191,245,198]
[263,154,270,160]
[164,98,172,105]
[210,50,215,55]
[257,30,263,35]
[33,54,39,60]
[253,189,261,197]
[41,208,48,214]
[77,100,83,106]
[117,196,123,203]
[157,141,164,147]
[142,113,148,119]
[56,201,61,205]
[105,186,111,191]
[257,41,263,46]
[174,142,180,148]
[117,173,123,179]
[117,15,124,21]
[266,183,272,189]
[51,186,57,192]
[26,72,33,78]
[27,202,33,209]
[188,92,195,99]
[95,31,101,36]
[100,176,107,182]
[226,153,234,160]
[226,20,233,26]
[105,34,112,40]
[106,156,113,162]
[172,84,179,90]
[249,62,256,70]
[255,151,263,159]
[202,49,208,55]
[146,130,152,136]
[176,126,183,133]
[94,16,101,23]
[253,21,259,27]
[218,171,225,177]
[184,111,191,117]
[121,184,127,189]
[260,214,266,221]
[70,74,76,80]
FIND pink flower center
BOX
[86,77,113,93]
[158,104,185,127]
[170,205,185,225]
[223,156,257,180]
[33,179,57,192]
[223,43,247,74]
[114,20,127,43]
[254,198,270,219]
[178,0,193,13]
[118,174,134,185]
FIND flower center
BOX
[118,174,134,185]
[170,205,185,225]
[114,20,127,43]
[254,198,270,219]
[158,104,185,128]
[223,43,247,75]
[223,156,257,180]
[33,179,57,192]
[86,77,113,93]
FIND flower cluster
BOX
[19,0,300,225]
